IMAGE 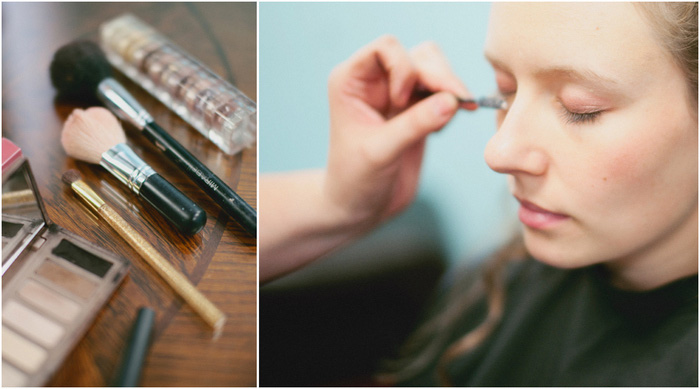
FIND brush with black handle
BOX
[50,40,257,237]
[61,107,207,235]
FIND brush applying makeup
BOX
[50,40,257,237]
[61,107,206,235]
[412,89,508,110]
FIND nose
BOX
[484,100,548,176]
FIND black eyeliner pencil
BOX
[113,307,155,387]
[50,41,257,237]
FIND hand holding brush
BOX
[62,169,226,337]
[61,107,206,235]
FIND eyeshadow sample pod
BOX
[1,138,130,386]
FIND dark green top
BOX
[404,260,698,386]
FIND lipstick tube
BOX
[99,14,256,156]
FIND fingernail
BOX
[460,100,479,111]
[433,94,457,117]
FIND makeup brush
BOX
[61,169,226,337]
[50,40,257,237]
[61,107,206,235]
[412,89,508,110]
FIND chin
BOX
[522,229,598,270]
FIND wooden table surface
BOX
[2,2,257,386]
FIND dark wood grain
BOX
[2,2,257,386]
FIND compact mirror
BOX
[2,160,47,274]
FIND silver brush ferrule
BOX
[100,143,156,194]
[477,96,509,110]
[97,78,153,130]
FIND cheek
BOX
[563,132,652,200]
[569,111,697,220]
[595,141,650,185]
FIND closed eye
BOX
[561,108,602,125]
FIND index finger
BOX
[334,35,419,109]
[409,42,473,103]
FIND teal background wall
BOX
[259,2,519,265]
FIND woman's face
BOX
[483,3,698,287]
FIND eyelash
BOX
[497,90,603,125]
[561,109,602,125]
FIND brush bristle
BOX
[61,107,127,164]
[62,169,82,186]
[49,40,113,101]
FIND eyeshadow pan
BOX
[2,361,27,387]
[2,220,23,238]
[3,300,65,348]
[2,326,47,373]
[18,279,81,323]
[35,259,98,300]
[51,239,113,278]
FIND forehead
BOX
[487,3,646,42]
[484,3,667,84]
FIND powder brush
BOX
[50,40,257,237]
[61,107,206,235]
[61,170,225,337]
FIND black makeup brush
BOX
[61,107,206,235]
[50,40,257,237]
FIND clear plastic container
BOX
[99,14,256,155]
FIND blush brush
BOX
[50,40,257,237]
[61,107,206,235]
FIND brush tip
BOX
[61,107,126,164]
[50,40,113,101]
[62,169,82,186]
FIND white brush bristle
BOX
[61,107,126,164]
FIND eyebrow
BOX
[484,52,621,90]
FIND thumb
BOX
[373,92,458,163]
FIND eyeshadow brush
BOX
[61,107,206,235]
[62,169,226,338]
[412,89,508,110]
[50,41,257,237]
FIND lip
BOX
[516,198,570,229]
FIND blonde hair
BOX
[379,3,699,386]
[636,2,698,109]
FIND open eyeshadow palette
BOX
[2,138,130,386]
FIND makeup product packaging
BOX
[99,14,256,155]
[2,138,129,387]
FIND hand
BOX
[324,35,472,228]
[260,36,471,281]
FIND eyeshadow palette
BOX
[2,138,129,386]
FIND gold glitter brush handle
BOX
[65,173,225,338]
[98,205,226,338]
